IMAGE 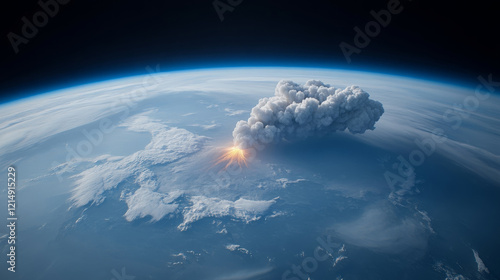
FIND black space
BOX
[0,0,499,103]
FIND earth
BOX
[1,67,499,280]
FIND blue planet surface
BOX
[0,67,499,280]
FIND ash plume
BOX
[232,80,384,149]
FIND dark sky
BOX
[1,0,498,103]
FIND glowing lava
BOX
[215,146,248,169]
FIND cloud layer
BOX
[67,114,278,229]
[334,203,430,255]
[70,115,207,207]
[472,249,489,274]
[178,196,278,231]
[232,80,384,149]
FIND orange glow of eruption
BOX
[214,146,248,169]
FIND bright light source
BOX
[214,146,248,169]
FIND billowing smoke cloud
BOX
[232,80,384,149]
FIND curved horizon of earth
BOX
[0,67,499,280]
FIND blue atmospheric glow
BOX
[2,62,492,108]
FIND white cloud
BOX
[225,244,250,255]
[232,80,384,149]
[415,207,435,234]
[276,178,305,188]
[434,262,468,280]
[338,244,346,253]
[124,187,183,222]
[472,249,489,274]
[189,123,220,130]
[333,255,347,268]
[388,171,416,205]
[178,196,278,231]
[172,252,187,260]
[217,228,228,234]
[225,108,248,116]
[334,202,429,255]
[265,211,286,220]
[70,115,207,212]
